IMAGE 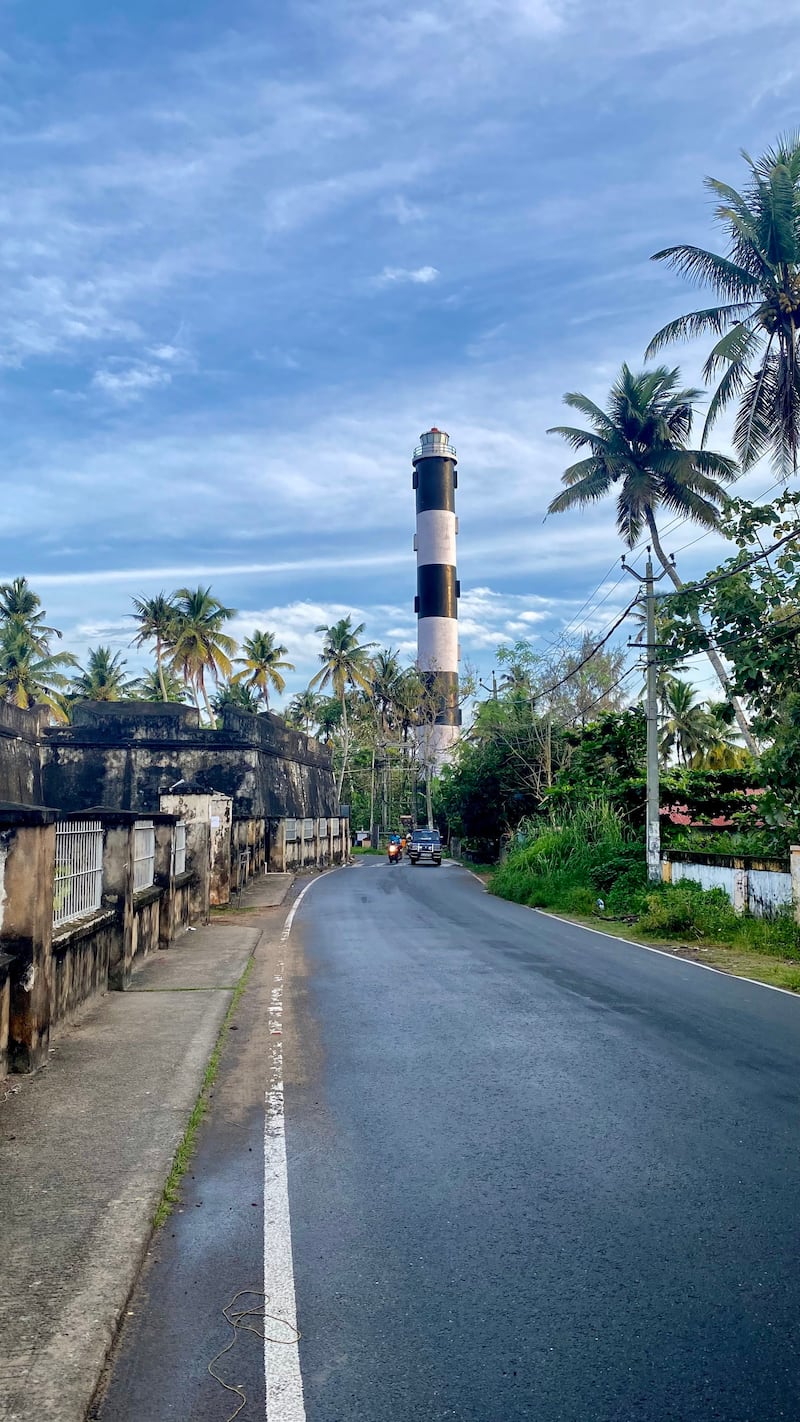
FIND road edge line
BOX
[264,868,339,1421]
[533,907,800,999]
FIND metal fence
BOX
[171,821,186,877]
[134,820,156,892]
[53,819,104,928]
[303,818,314,841]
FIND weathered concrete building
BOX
[40,702,337,819]
[0,701,346,1074]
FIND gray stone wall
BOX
[0,703,47,805]
[40,702,337,818]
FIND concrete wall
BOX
[662,851,793,918]
[132,887,163,961]
[41,702,337,820]
[51,909,116,1025]
[0,805,209,1074]
[171,871,195,937]
[0,703,47,806]
[0,954,11,1077]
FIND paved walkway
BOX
[0,873,294,1422]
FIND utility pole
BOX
[623,549,668,883]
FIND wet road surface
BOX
[99,858,800,1421]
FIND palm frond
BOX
[559,392,616,433]
[650,245,760,299]
[645,304,755,357]
[701,321,761,380]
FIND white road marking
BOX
[534,907,800,999]
[265,872,337,1421]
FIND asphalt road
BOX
[99,858,800,1421]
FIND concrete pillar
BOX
[152,814,178,949]
[733,858,749,915]
[791,846,800,925]
[270,818,286,873]
[1,807,59,1073]
[159,792,211,925]
[208,794,232,905]
[103,815,136,991]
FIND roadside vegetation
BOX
[487,804,800,985]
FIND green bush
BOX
[638,881,737,938]
[489,800,645,916]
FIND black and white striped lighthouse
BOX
[412,427,461,767]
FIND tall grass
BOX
[490,801,645,916]
[489,800,800,964]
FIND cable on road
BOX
[207,1288,301,1422]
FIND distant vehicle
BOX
[408,828,442,867]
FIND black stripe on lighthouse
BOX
[417,564,458,619]
[414,456,455,514]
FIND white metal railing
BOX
[53,820,104,927]
[284,817,298,842]
[134,820,156,892]
[413,434,456,460]
[303,818,314,841]
[318,818,327,836]
[329,817,340,836]
[171,821,186,877]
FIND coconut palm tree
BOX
[659,680,715,765]
[692,701,749,770]
[0,624,76,719]
[647,134,800,473]
[0,577,62,651]
[286,689,322,735]
[232,630,295,711]
[547,364,757,753]
[71,646,134,701]
[130,593,177,702]
[315,696,342,744]
[371,648,403,735]
[133,666,188,703]
[212,679,260,716]
[169,586,237,725]
[309,616,375,802]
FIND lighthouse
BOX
[412,428,461,769]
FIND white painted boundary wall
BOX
[663,854,793,918]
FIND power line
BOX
[659,527,800,602]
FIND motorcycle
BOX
[387,840,402,865]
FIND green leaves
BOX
[649,134,800,471]
[548,363,736,550]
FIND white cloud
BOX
[91,360,172,402]
[374,265,439,286]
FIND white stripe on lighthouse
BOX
[415,509,458,568]
[417,617,459,670]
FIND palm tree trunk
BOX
[645,511,758,756]
[156,635,168,702]
[336,691,349,805]
[193,670,214,727]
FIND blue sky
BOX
[2,0,799,702]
